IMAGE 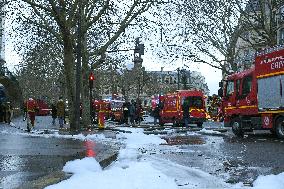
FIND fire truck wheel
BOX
[173,119,179,127]
[159,119,164,126]
[270,129,276,136]
[275,117,284,139]
[231,118,244,137]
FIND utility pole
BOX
[159,66,164,104]
[133,37,144,98]
[177,68,180,90]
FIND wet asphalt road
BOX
[0,120,114,189]
[154,122,284,185]
[1,117,284,188]
[0,133,85,189]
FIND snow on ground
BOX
[44,126,284,189]
[198,128,222,135]
[3,117,284,189]
[250,172,284,189]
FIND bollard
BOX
[98,110,105,129]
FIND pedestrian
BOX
[135,100,143,125]
[182,97,190,128]
[122,102,129,125]
[129,100,136,126]
[153,105,160,126]
[22,101,27,121]
[51,102,57,126]
[57,97,65,129]
[26,97,39,132]
[4,101,12,124]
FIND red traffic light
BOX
[89,72,95,81]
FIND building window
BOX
[279,6,284,21]
[279,28,284,44]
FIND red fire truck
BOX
[219,45,284,138]
[36,99,49,116]
[159,90,207,127]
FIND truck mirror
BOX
[219,81,223,88]
[218,88,223,97]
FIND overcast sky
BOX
[3,1,223,96]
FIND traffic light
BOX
[89,72,95,89]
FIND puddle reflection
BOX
[84,140,96,157]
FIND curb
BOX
[18,152,119,189]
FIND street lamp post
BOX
[159,67,164,104]
[177,67,180,90]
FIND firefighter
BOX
[26,98,39,132]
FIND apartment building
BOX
[234,0,284,71]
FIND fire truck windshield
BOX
[184,96,203,108]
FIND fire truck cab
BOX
[159,90,207,127]
[219,45,284,138]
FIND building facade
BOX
[234,0,284,71]
[149,70,210,95]
[0,0,4,61]
[96,68,210,104]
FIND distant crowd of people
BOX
[1,95,193,130]
[122,99,143,126]
[23,97,66,132]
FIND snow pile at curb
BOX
[45,128,181,189]
[251,172,284,189]
[198,128,222,134]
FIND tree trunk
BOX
[81,33,91,127]
[62,34,76,130]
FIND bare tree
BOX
[9,0,159,130]
[16,36,63,101]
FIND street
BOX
[0,116,283,188]
[0,116,120,189]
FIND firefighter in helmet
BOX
[26,97,39,132]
